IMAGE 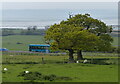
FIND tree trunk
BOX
[77,50,83,60]
[68,49,74,63]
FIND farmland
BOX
[2,35,45,51]
[112,36,119,47]
[1,34,119,82]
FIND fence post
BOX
[42,57,45,64]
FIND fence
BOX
[1,51,119,65]
[2,51,67,56]
[2,51,119,57]
[82,52,118,57]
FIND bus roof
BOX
[29,44,50,47]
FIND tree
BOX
[60,14,113,60]
[45,14,113,62]
[45,24,99,62]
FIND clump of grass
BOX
[18,71,72,82]
[42,74,57,81]
[18,71,42,81]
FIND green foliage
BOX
[61,14,112,33]
[96,34,113,52]
[45,24,99,51]
[45,14,113,52]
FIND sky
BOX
[0,0,119,2]
[1,2,118,10]
[0,2,118,26]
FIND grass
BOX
[1,35,119,82]
[2,35,45,51]
[11,29,23,34]
[2,63,118,82]
[2,54,119,82]
[112,37,119,47]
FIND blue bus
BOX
[29,44,50,53]
[0,48,8,51]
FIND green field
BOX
[112,36,119,46]
[2,35,45,51]
[2,54,119,82]
[1,35,119,82]
[1,35,119,51]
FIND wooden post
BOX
[42,57,45,64]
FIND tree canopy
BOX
[45,24,99,51]
[45,14,113,62]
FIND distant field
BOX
[12,29,23,34]
[112,36,119,47]
[2,35,45,51]
[1,35,119,51]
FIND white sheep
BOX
[4,68,8,71]
[25,71,29,73]
[76,61,79,63]
[83,59,87,63]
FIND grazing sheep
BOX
[25,71,29,73]
[4,68,8,71]
[76,61,79,63]
[83,59,88,63]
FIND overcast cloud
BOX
[1,2,118,10]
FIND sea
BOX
[0,9,118,30]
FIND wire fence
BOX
[82,52,118,57]
[2,51,67,56]
[2,51,119,57]
[1,51,119,65]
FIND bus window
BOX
[29,44,50,53]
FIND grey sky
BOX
[2,2,118,10]
[0,0,119,2]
